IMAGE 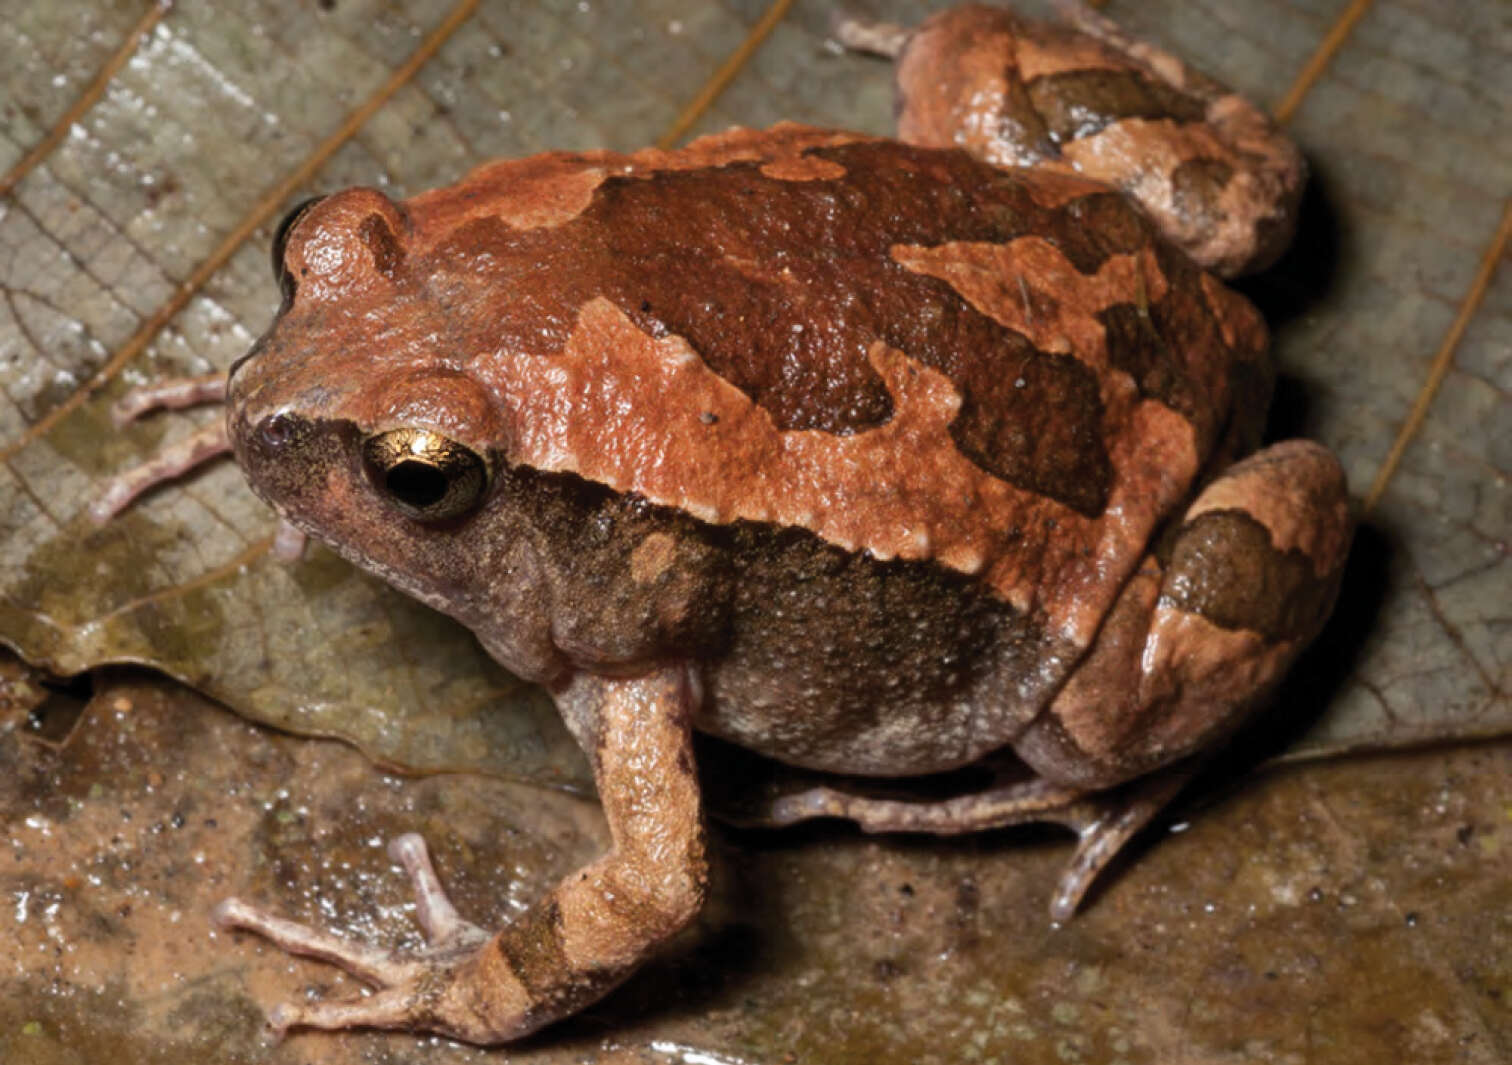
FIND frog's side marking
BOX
[481,297,1198,650]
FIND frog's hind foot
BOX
[1050,0,1218,98]
[830,12,910,59]
[1047,767,1193,921]
[755,767,1193,921]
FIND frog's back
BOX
[411,126,1268,648]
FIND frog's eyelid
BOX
[270,196,327,298]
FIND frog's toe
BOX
[386,832,488,950]
[212,896,419,986]
[213,834,500,1040]
[109,371,228,428]
[1048,768,1194,922]
[267,987,421,1037]
[271,520,307,561]
[89,420,233,524]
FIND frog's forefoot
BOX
[90,372,233,524]
[89,419,233,524]
[216,671,708,1045]
[213,832,498,1041]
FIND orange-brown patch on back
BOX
[410,154,610,240]
[1020,168,1115,209]
[637,123,868,171]
[760,155,847,182]
[479,298,1198,648]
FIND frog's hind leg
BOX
[1016,440,1351,794]
[759,440,1350,920]
[976,440,1348,915]
[1050,0,1222,98]
[751,767,1193,920]
[742,442,1348,921]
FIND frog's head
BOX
[227,189,523,633]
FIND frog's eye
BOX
[361,428,490,522]
[271,196,325,301]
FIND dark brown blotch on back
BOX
[1100,303,1199,420]
[949,345,1111,517]
[1025,68,1207,146]
[1161,508,1333,643]
[1099,242,1236,453]
[1051,190,1153,268]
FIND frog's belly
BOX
[699,534,1082,777]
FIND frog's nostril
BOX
[258,413,298,450]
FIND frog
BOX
[91,3,1351,1047]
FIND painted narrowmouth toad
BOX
[97,2,1349,1045]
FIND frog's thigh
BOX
[1017,439,1351,790]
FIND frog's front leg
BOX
[215,666,707,1045]
[1016,439,1353,791]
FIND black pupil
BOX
[386,460,449,508]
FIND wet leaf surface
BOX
[0,0,1508,1061]
[0,0,1507,775]
[1,673,1509,1063]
